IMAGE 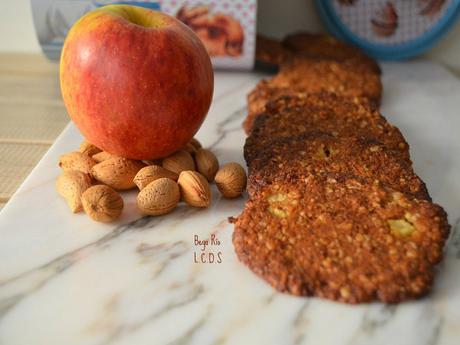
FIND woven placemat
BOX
[0,143,51,201]
[0,102,68,143]
[0,54,67,207]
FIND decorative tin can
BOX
[315,0,460,60]
[31,0,257,69]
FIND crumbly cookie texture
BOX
[232,174,450,304]
[244,82,376,134]
[282,32,381,74]
[244,93,410,165]
[245,82,300,134]
[255,32,380,74]
[237,32,449,304]
[246,133,429,200]
[271,57,382,106]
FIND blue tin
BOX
[315,0,460,60]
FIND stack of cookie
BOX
[232,33,450,303]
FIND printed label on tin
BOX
[31,0,256,70]
[332,0,453,44]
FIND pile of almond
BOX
[56,138,247,222]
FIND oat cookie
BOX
[232,174,449,303]
[244,81,376,134]
[244,94,409,166]
[282,32,380,74]
[247,133,429,200]
[245,81,298,134]
[272,57,382,106]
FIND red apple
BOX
[60,5,213,159]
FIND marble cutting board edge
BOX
[0,63,459,345]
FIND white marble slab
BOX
[0,62,459,345]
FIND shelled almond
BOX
[56,138,246,222]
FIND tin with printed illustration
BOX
[315,0,460,60]
[31,0,257,69]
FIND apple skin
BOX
[60,5,213,159]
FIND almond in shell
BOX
[134,165,179,190]
[183,142,198,155]
[215,162,247,198]
[189,138,202,150]
[162,150,195,174]
[194,148,219,182]
[92,151,118,163]
[56,170,92,213]
[91,157,145,190]
[79,140,102,156]
[178,170,211,208]
[81,185,124,222]
[59,152,96,175]
[137,178,180,216]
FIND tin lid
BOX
[315,0,460,60]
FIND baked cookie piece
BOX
[247,133,429,200]
[245,81,297,134]
[271,57,382,105]
[232,174,450,303]
[282,32,380,74]
[255,34,292,67]
[244,94,409,166]
[245,80,376,134]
